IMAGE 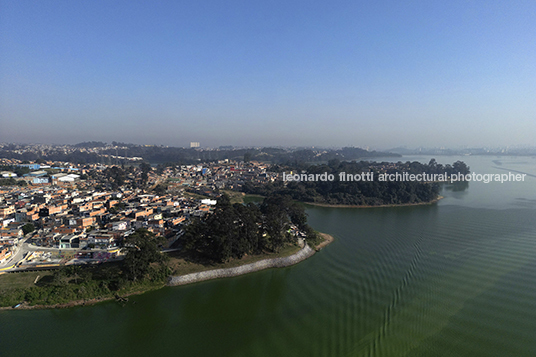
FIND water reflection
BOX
[443,181,470,192]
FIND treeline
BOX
[92,162,154,190]
[242,159,470,206]
[181,194,315,263]
[396,158,470,176]
[0,177,27,187]
[94,145,399,164]
[0,165,31,176]
[0,149,106,164]
[74,141,107,148]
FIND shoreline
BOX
[1,233,334,310]
[0,284,166,311]
[168,244,315,286]
[304,196,443,209]
[315,232,334,250]
[167,233,334,286]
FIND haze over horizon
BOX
[1,1,535,148]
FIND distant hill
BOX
[0,143,400,165]
[74,141,108,148]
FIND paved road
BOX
[0,237,28,270]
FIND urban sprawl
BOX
[0,158,276,271]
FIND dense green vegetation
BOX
[0,177,27,187]
[0,165,29,186]
[87,163,155,190]
[181,194,316,263]
[243,159,470,206]
[0,165,31,176]
[122,229,169,282]
[74,141,108,148]
[22,223,35,235]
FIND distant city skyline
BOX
[3,141,536,154]
[1,1,535,148]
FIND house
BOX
[1,217,15,227]
[148,219,164,228]
[87,230,118,248]
[168,216,185,226]
[106,221,129,231]
[39,205,65,216]
[15,210,29,222]
[0,205,15,217]
[132,208,153,219]
[57,234,80,249]
[88,208,106,217]
[0,228,23,239]
[52,225,77,235]
[76,217,96,228]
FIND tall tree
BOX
[122,229,167,281]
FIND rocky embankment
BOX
[168,244,316,286]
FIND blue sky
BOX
[1,0,535,148]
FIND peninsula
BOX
[1,150,466,310]
[243,159,469,206]
[1,168,332,309]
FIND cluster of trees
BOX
[108,202,126,214]
[244,180,439,206]
[398,159,470,176]
[0,265,122,307]
[0,165,31,177]
[139,162,152,186]
[88,162,158,190]
[22,223,35,235]
[103,166,126,189]
[122,229,169,281]
[0,148,104,164]
[181,194,315,263]
[74,141,107,148]
[0,165,29,187]
[243,159,469,206]
[0,177,27,187]
[106,146,399,165]
[242,147,400,165]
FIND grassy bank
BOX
[0,271,54,290]
[220,190,264,204]
[167,243,302,276]
[0,263,167,309]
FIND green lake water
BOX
[1,156,536,356]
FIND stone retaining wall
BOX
[168,245,315,286]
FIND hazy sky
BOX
[1,0,535,149]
